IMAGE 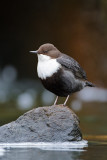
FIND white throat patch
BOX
[37,54,61,79]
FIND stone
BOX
[0,105,82,142]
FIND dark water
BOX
[0,139,107,160]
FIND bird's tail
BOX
[85,81,96,87]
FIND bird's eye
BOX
[44,50,48,53]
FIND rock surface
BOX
[0,105,82,142]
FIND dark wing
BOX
[57,54,87,80]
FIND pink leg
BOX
[63,95,69,106]
[54,96,58,105]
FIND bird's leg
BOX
[54,96,58,105]
[63,95,69,106]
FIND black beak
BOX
[29,50,38,54]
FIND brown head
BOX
[30,43,61,59]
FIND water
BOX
[0,75,106,160]
[0,138,107,160]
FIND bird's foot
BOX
[53,96,58,105]
[63,95,69,106]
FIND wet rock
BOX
[0,105,82,142]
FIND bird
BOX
[30,43,95,106]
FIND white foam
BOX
[0,147,5,157]
[0,140,88,151]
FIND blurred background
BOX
[0,0,107,136]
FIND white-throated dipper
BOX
[30,43,95,105]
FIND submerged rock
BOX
[0,105,82,142]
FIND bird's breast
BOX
[37,58,61,80]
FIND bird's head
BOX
[30,43,61,60]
